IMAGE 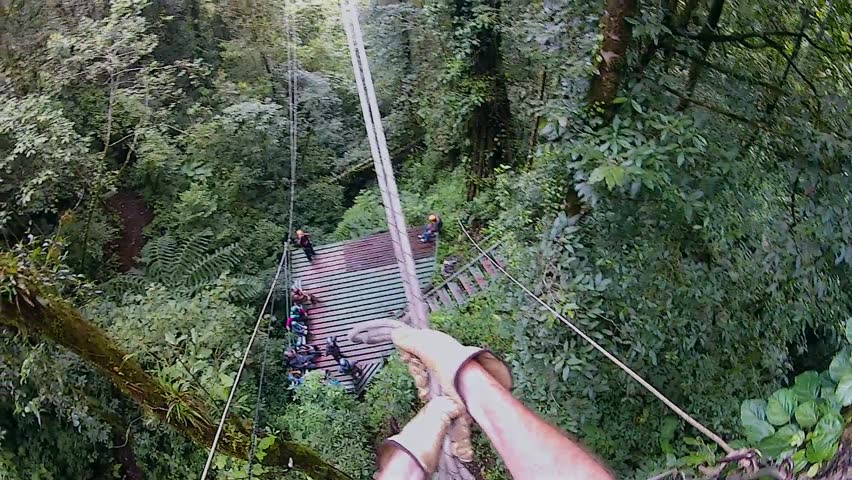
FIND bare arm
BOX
[457,362,614,480]
[376,450,426,480]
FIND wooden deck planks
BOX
[291,228,436,394]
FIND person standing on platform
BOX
[294,229,317,261]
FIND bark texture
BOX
[0,255,352,480]
[589,0,638,116]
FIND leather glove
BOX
[349,319,512,405]
[377,396,457,476]
[349,320,513,462]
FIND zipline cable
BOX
[341,4,471,479]
[340,0,428,328]
[458,219,734,455]
[200,3,302,478]
[246,2,301,477]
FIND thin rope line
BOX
[457,219,734,455]
[199,247,289,479]
[247,1,300,475]
[246,280,277,478]
[200,3,302,476]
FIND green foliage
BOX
[3,0,852,477]
[0,94,96,232]
[739,321,852,474]
[362,356,418,430]
[276,373,373,479]
[430,295,514,355]
[333,189,387,240]
[109,230,261,301]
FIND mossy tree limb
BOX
[0,254,352,480]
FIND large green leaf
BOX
[806,413,843,463]
[792,371,820,402]
[794,401,818,429]
[758,424,804,459]
[766,389,797,426]
[845,318,852,343]
[741,399,775,443]
[791,449,807,473]
[828,347,852,382]
[835,374,852,406]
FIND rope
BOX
[247,2,301,476]
[457,219,735,455]
[246,294,276,478]
[199,248,289,479]
[340,0,428,328]
[200,2,301,477]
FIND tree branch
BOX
[669,48,788,95]
[673,29,851,55]
[660,84,766,129]
[0,257,352,480]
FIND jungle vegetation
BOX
[0,0,850,478]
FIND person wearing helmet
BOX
[286,304,307,330]
[418,214,443,243]
[291,286,317,304]
[287,304,310,346]
[293,229,317,261]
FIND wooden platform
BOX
[291,228,436,393]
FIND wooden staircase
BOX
[423,241,504,312]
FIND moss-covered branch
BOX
[0,253,352,480]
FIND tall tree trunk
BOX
[0,256,352,480]
[589,0,638,118]
[527,69,547,164]
[461,0,512,201]
[677,0,725,110]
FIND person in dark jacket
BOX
[325,336,343,362]
[294,229,317,261]
[284,348,321,370]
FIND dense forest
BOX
[1,0,851,478]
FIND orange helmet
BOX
[428,214,438,222]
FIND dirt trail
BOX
[106,191,153,272]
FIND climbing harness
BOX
[457,219,734,455]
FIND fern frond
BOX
[171,230,213,287]
[142,235,178,284]
[182,243,244,292]
[104,269,147,297]
[226,275,264,301]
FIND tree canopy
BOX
[1,0,850,479]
